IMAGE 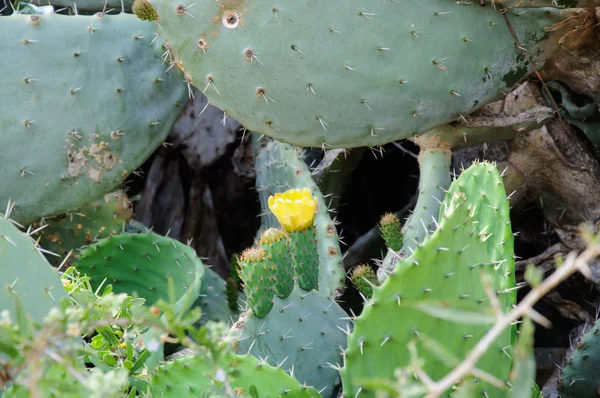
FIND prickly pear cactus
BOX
[559,318,600,397]
[341,162,516,397]
[150,351,322,397]
[73,232,204,311]
[32,190,132,266]
[231,287,350,396]
[141,0,569,148]
[254,138,344,299]
[0,13,186,225]
[0,212,68,322]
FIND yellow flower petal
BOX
[268,188,317,232]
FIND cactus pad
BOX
[231,286,350,395]
[255,138,344,299]
[146,0,567,148]
[32,190,132,267]
[341,162,516,397]
[73,232,204,311]
[0,214,68,322]
[0,13,186,225]
[559,318,600,397]
[149,351,322,397]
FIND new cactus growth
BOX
[138,0,570,148]
[238,247,275,318]
[73,232,205,313]
[269,188,319,291]
[379,213,403,252]
[0,13,186,225]
[341,162,516,397]
[350,264,379,299]
[257,228,295,298]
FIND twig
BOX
[423,242,599,397]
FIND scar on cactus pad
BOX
[268,188,320,291]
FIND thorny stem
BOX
[423,241,599,398]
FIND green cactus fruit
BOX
[341,161,516,397]
[378,135,452,282]
[289,228,320,292]
[238,247,275,318]
[149,351,322,397]
[254,137,344,299]
[0,13,186,225]
[0,212,69,323]
[132,0,157,21]
[32,190,132,267]
[379,213,403,252]
[559,318,600,397]
[145,0,570,148]
[350,265,378,299]
[258,228,295,298]
[73,232,204,313]
[197,267,243,325]
[231,286,351,395]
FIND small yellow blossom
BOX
[268,188,317,232]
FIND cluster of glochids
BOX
[237,187,321,318]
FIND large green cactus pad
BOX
[0,13,186,225]
[231,287,350,396]
[559,318,600,397]
[150,351,322,397]
[0,215,68,322]
[341,162,516,397]
[147,0,567,148]
[254,138,344,299]
[74,232,204,311]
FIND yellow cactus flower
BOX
[268,188,317,232]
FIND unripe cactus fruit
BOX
[379,212,403,251]
[350,264,379,299]
[268,188,319,291]
[258,228,294,299]
[238,247,275,318]
[132,0,157,21]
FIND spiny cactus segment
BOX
[231,287,350,395]
[143,0,569,148]
[74,232,205,312]
[150,350,323,397]
[342,162,516,397]
[559,318,600,397]
[0,208,69,323]
[0,13,186,225]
